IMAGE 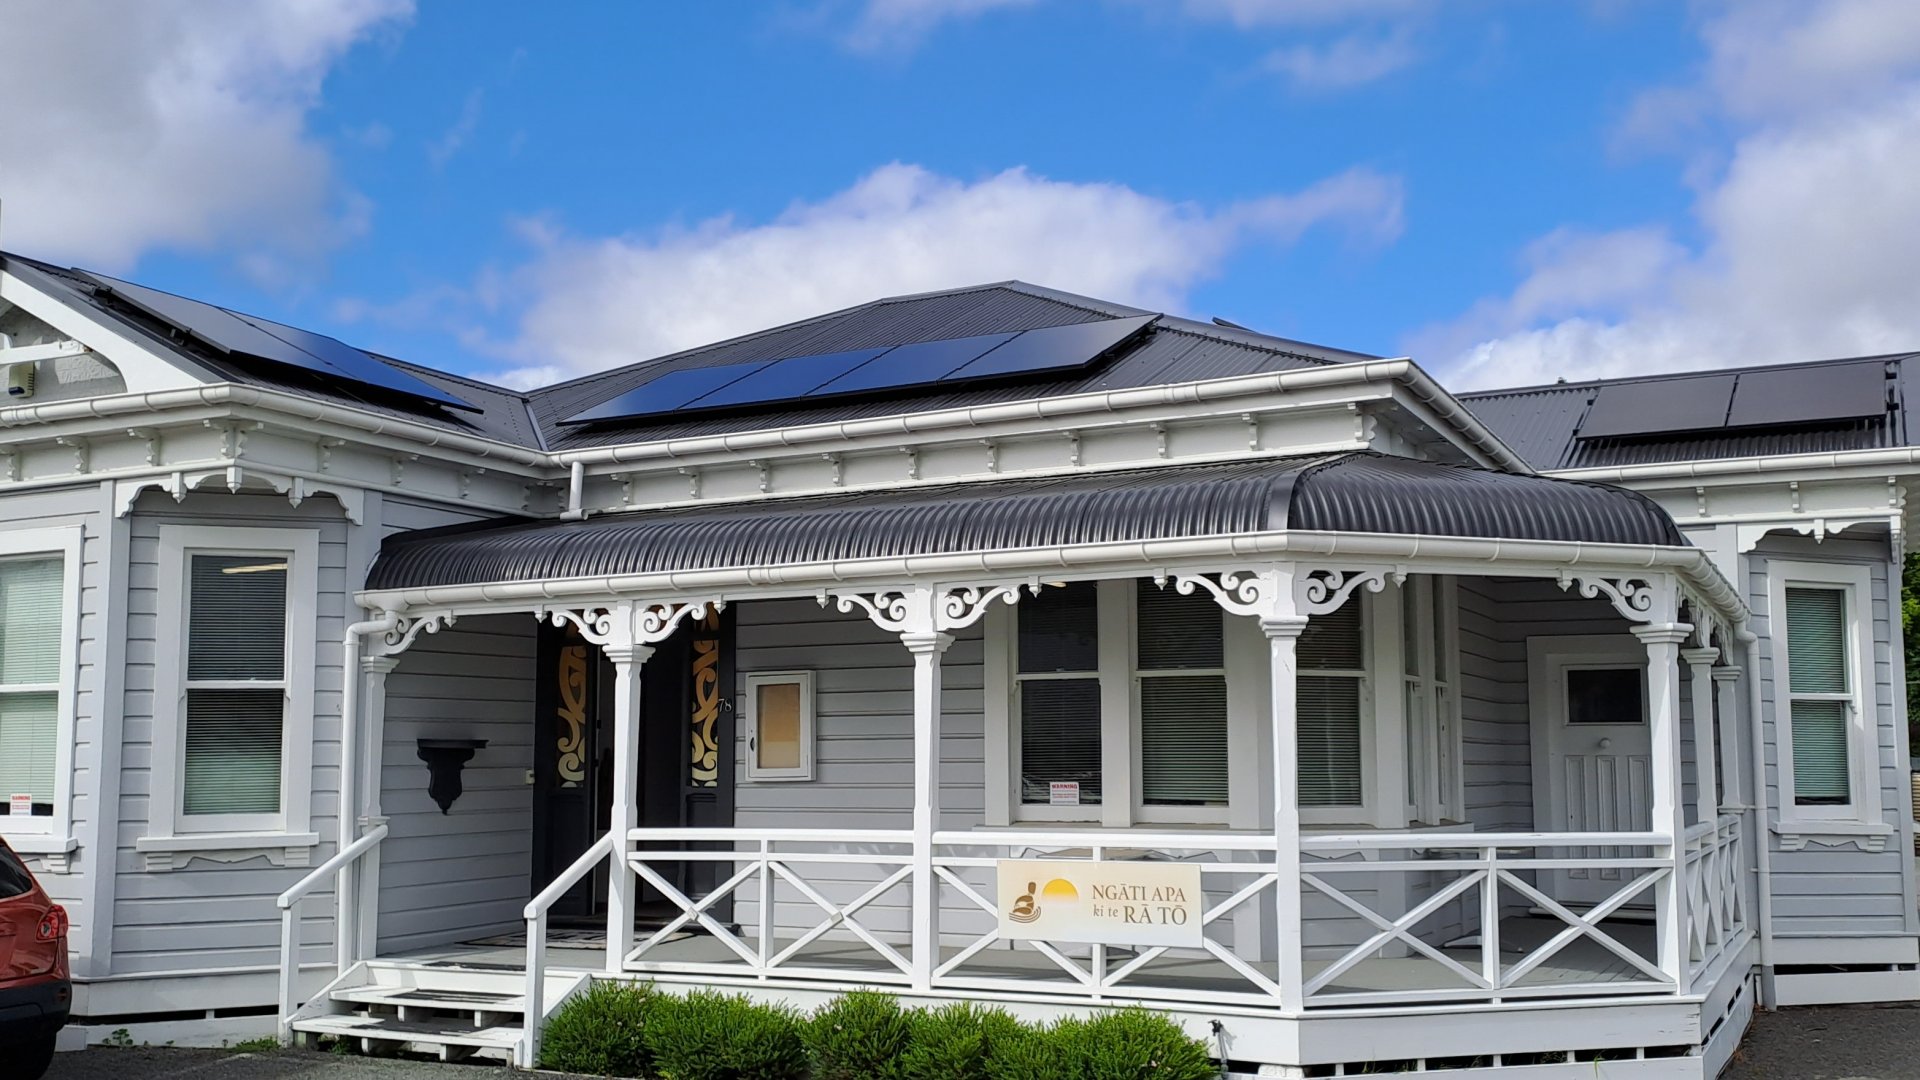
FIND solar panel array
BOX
[83,272,478,412]
[1578,360,1889,440]
[563,314,1156,425]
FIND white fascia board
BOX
[357,529,1748,630]
[0,266,215,392]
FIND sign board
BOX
[9,794,32,818]
[996,859,1204,949]
[1048,781,1079,806]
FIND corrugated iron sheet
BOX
[366,452,1683,591]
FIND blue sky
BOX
[7,1,1920,391]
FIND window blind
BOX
[1299,597,1365,808]
[1135,581,1227,806]
[188,555,287,681]
[183,688,284,815]
[1784,587,1851,805]
[0,691,56,804]
[0,558,61,686]
[183,554,289,817]
[0,557,62,811]
[1785,588,1846,694]
[1018,582,1098,673]
[1019,678,1102,803]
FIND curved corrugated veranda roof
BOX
[365,452,1685,592]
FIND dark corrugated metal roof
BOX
[528,282,1378,450]
[365,451,1683,591]
[1461,352,1920,470]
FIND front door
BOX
[1528,636,1652,907]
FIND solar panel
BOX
[683,347,889,410]
[85,272,478,412]
[807,332,1017,397]
[943,315,1156,382]
[1578,375,1735,439]
[563,362,775,424]
[1726,361,1886,428]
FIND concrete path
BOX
[42,1045,590,1080]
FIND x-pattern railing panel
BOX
[1682,816,1747,978]
[623,829,916,984]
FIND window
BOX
[745,672,814,781]
[0,527,80,848]
[1000,579,1236,825]
[142,526,318,857]
[1300,598,1366,809]
[1767,560,1881,828]
[1401,577,1460,824]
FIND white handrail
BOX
[276,823,388,1040]
[519,831,616,1069]
[1301,830,1674,850]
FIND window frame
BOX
[1767,560,1882,826]
[0,526,82,850]
[144,525,318,848]
[1401,576,1463,826]
[743,671,816,782]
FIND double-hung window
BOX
[0,527,81,848]
[142,526,318,857]
[1769,560,1880,826]
[1004,579,1234,825]
[1401,577,1460,824]
[1297,595,1370,818]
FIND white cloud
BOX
[1420,0,1920,390]
[0,0,410,274]
[479,162,1402,386]
[842,0,1038,51]
[427,88,485,169]
[1263,28,1418,90]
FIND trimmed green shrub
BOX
[646,989,807,1080]
[539,980,658,1077]
[802,989,913,1080]
[982,1018,1080,1080]
[896,1001,1024,1080]
[1066,1008,1217,1080]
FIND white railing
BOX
[1298,831,1678,1007]
[1682,815,1747,981]
[624,827,916,983]
[930,830,1282,1008]
[519,830,615,1068]
[275,823,388,1039]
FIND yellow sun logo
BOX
[1041,879,1080,905]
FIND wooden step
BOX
[332,985,525,1014]
[291,1011,522,1051]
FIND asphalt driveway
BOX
[37,1005,1920,1079]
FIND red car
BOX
[0,838,68,1080]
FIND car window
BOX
[0,846,33,899]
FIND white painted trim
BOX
[146,525,319,860]
[982,604,1013,827]
[741,671,816,782]
[1764,559,1884,832]
[0,524,84,855]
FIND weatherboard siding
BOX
[1748,535,1914,940]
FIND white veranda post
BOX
[1631,584,1691,989]
[904,626,952,991]
[352,654,400,966]
[1712,664,1744,810]
[1683,645,1721,828]
[604,640,655,973]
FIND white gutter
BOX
[546,359,1534,475]
[358,529,1749,628]
[1550,445,1920,484]
[0,383,550,468]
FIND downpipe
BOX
[337,612,400,977]
[1744,631,1777,1008]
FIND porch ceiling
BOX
[365,451,1685,591]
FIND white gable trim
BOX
[0,266,213,394]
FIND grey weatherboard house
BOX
[0,248,1913,1077]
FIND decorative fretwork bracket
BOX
[1555,571,1680,626]
[539,599,726,653]
[370,612,458,658]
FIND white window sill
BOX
[0,833,78,873]
[1772,819,1895,852]
[136,831,320,870]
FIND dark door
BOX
[531,610,737,920]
